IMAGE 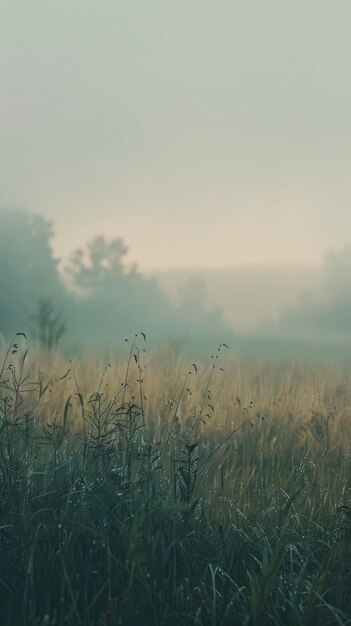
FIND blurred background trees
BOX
[0,208,67,339]
[3,206,351,359]
[0,208,231,349]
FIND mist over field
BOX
[1,205,351,363]
[1,1,351,361]
[3,4,351,624]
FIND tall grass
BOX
[0,333,351,625]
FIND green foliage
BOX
[66,235,129,293]
[0,209,232,348]
[0,337,350,625]
[0,208,67,338]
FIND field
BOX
[1,333,351,625]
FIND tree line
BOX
[0,208,230,350]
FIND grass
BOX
[1,332,351,625]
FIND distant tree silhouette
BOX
[0,208,66,338]
[0,210,232,347]
[66,234,180,341]
[31,298,66,351]
[273,243,351,339]
[66,236,128,294]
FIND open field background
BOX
[1,334,351,625]
[3,2,351,624]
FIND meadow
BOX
[1,333,351,625]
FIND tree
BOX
[0,208,66,339]
[31,298,66,351]
[66,234,188,342]
[66,236,128,293]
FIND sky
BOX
[1,0,351,271]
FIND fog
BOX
[152,266,322,335]
[268,246,351,345]
[0,208,231,353]
[1,207,351,363]
[1,2,351,359]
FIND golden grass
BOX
[2,338,351,624]
[20,343,350,450]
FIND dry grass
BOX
[1,334,351,625]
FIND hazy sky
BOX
[1,1,351,271]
